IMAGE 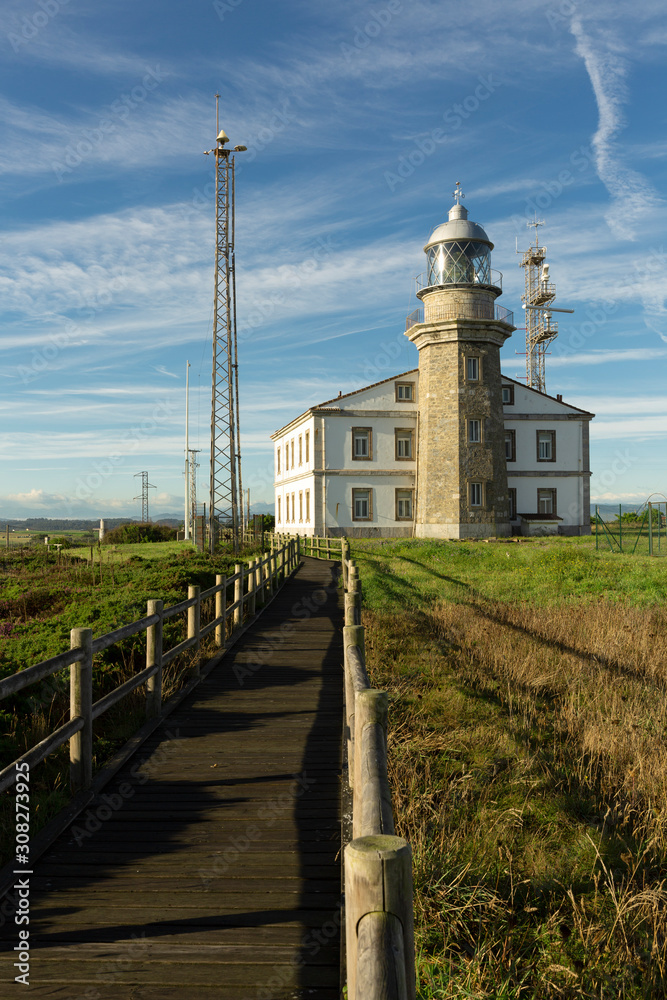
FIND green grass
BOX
[351,534,667,610]
[354,536,667,998]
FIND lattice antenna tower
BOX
[133,471,156,523]
[205,96,246,554]
[520,217,558,394]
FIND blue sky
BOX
[0,0,665,519]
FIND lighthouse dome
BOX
[422,201,496,290]
[424,203,493,251]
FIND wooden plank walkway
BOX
[0,556,344,999]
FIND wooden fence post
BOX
[249,558,257,616]
[70,627,93,793]
[345,835,415,1000]
[146,599,163,720]
[267,551,274,597]
[188,585,201,675]
[345,592,361,626]
[215,575,225,647]
[234,564,243,627]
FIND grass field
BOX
[352,535,667,998]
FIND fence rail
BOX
[0,539,299,797]
[341,543,416,1000]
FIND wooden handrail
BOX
[0,539,299,796]
[341,550,416,1000]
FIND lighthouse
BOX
[406,184,514,538]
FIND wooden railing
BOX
[263,532,344,561]
[0,538,299,798]
[341,544,416,1000]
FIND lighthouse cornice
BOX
[407,319,513,351]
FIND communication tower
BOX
[520,219,558,394]
[204,96,247,553]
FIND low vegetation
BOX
[0,540,263,866]
[353,536,667,998]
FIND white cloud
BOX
[547,348,667,366]
[569,396,667,415]
[590,417,667,439]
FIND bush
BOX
[49,536,73,549]
[103,523,177,545]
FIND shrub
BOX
[103,523,177,545]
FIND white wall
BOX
[271,373,590,536]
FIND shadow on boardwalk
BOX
[0,556,343,1000]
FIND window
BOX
[505,429,516,462]
[395,428,414,460]
[502,384,514,405]
[277,447,281,475]
[277,496,281,523]
[299,436,303,465]
[291,492,295,522]
[352,427,372,460]
[285,494,290,522]
[468,419,481,444]
[305,490,310,521]
[469,482,483,507]
[305,431,310,463]
[352,488,372,521]
[466,356,480,381]
[508,488,517,520]
[395,381,415,402]
[537,430,556,462]
[537,488,557,515]
[291,439,295,468]
[299,491,303,521]
[395,489,414,520]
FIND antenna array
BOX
[520,220,558,394]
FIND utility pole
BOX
[205,96,247,554]
[133,471,156,523]
[189,449,200,537]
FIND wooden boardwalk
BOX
[1,556,343,999]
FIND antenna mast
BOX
[520,218,558,394]
[206,95,246,553]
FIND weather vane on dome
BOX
[452,181,465,205]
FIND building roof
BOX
[270,369,418,439]
[501,374,595,417]
[270,367,593,439]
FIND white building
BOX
[272,192,593,539]
[272,371,593,537]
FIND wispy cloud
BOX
[569,18,662,241]
[548,348,667,366]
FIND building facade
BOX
[272,195,593,539]
[272,371,592,537]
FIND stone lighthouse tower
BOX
[406,185,514,538]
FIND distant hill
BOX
[591,503,644,521]
[0,517,180,531]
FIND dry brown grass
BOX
[364,598,667,998]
